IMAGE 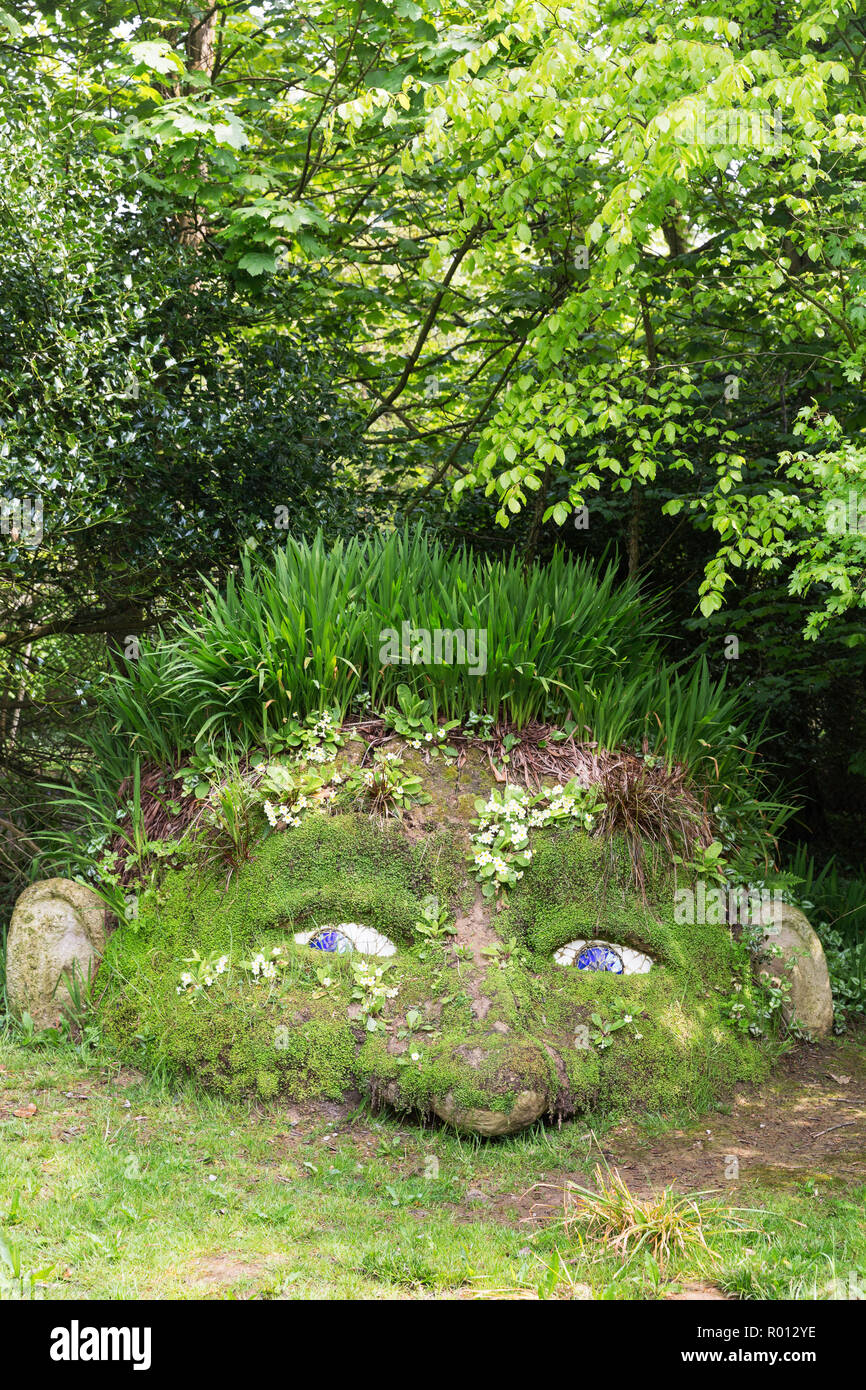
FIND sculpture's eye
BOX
[554,939,653,974]
[293,923,397,957]
[308,928,354,955]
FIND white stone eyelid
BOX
[293,923,398,957]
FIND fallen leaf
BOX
[13,1103,37,1118]
[828,1073,851,1086]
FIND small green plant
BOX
[719,944,794,1039]
[345,750,430,818]
[589,1009,630,1050]
[480,936,525,969]
[462,709,496,740]
[350,959,399,1032]
[7,1010,65,1049]
[260,764,328,830]
[452,944,474,972]
[200,775,259,881]
[55,960,99,1051]
[468,780,602,899]
[192,751,260,881]
[382,685,460,755]
[177,949,232,996]
[0,1236,55,1300]
[413,897,457,942]
[676,839,728,883]
[564,1165,733,1275]
[261,707,344,763]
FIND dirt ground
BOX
[488,1034,866,1227]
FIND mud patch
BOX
[666,1282,730,1301]
[186,1253,281,1293]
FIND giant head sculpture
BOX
[95,738,772,1135]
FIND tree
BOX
[0,94,376,906]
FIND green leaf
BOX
[237,252,277,276]
[128,40,184,75]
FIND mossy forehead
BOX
[126,811,467,952]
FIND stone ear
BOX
[6,878,106,1031]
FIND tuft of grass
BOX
[591,750,711,896]
[563,1164,737,1274]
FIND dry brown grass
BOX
[564,1164,733,1273]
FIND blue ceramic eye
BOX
[309,929,354,954]
[576,944,624,974]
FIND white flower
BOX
[623,1014,633,1023]
[492,857,508,874]
[410,1051,421,1061]
[180,972,193,985]
[263,800,279,827]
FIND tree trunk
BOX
[175,6,218,247]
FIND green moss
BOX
[94,780,772,1130]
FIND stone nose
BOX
[430,1085,549,1137]
[427,1034,554,1137]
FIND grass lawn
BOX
[1,1033,864,1301]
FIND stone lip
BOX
[754,902,834,1038]
[6,877,106,1031]
[431,1088,548,1137]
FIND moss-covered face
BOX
[97,748,769,1135]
